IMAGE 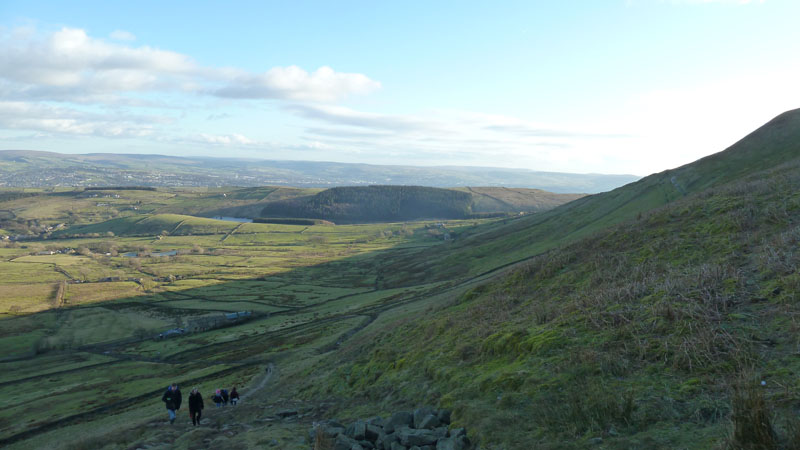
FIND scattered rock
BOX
[310,407,471,449]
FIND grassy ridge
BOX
[258,185,584,223]
[260,185,475,223]
[297,152,800,448]
[375,109,800,288]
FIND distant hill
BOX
[255,185,584,223]
[0,150,638,193]
[259,186,474,223]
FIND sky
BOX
[1,0,800,176]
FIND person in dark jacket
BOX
[221,388,229,405]
[229,387,240,406]
[188,387,204,426]
[213,389,224,408]
[161,383,182,424]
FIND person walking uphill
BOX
[221,388,229,406]
[162,383,182,424]
[188,387,204,426]
[230,387,239,406]
[213,389,224,408]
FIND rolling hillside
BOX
[292,109,800,447]
[377,108,800,287]
[54,214,240,237]
[0,150,638,192]
[259,186,475,223]
[257,185,584,223]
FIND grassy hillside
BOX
[260,185,476,223]
[258,185,583,224]
[54,214,240,237]
[454,186,586,213]
[376,108,800,288]
[295,130,800,448]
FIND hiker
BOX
[161,383,182,424]
[230,387,240,406]
[213,389,224,408]
[221,388,229,406]
[188,387,204,426]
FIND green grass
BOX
[295,156,800,448]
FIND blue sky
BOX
[1,0,799,175]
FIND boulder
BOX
[398,428,439,447]
[384,411,413,434]
[390,442,408,450]
[334,434,360,450]
[417,414,440,430]
[377,432,399,449]
[436,437,468,450]
[367,416,386,427]
[412,407,436,428]
[365,424,383,442]
[346,421,367,441]
[326,426,346,438]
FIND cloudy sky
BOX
[1,0,799,176]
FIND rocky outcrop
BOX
[310,407,471,450]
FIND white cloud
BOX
[212,66,381,102]
[286,104,436,132]
[0,101,159,138]
[109,30,136,41]
[0,27,380,103]
[282,103,633,173]
[194,133,257,146]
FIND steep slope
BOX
[379,108,800,287]
[453,187,586,213]
[294,115,800,448]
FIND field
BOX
[0,188,497,449]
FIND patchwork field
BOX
[0,188,495,448]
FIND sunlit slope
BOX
[381,108,800,286]
[298,115,800,448]
[56,214,239,236]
